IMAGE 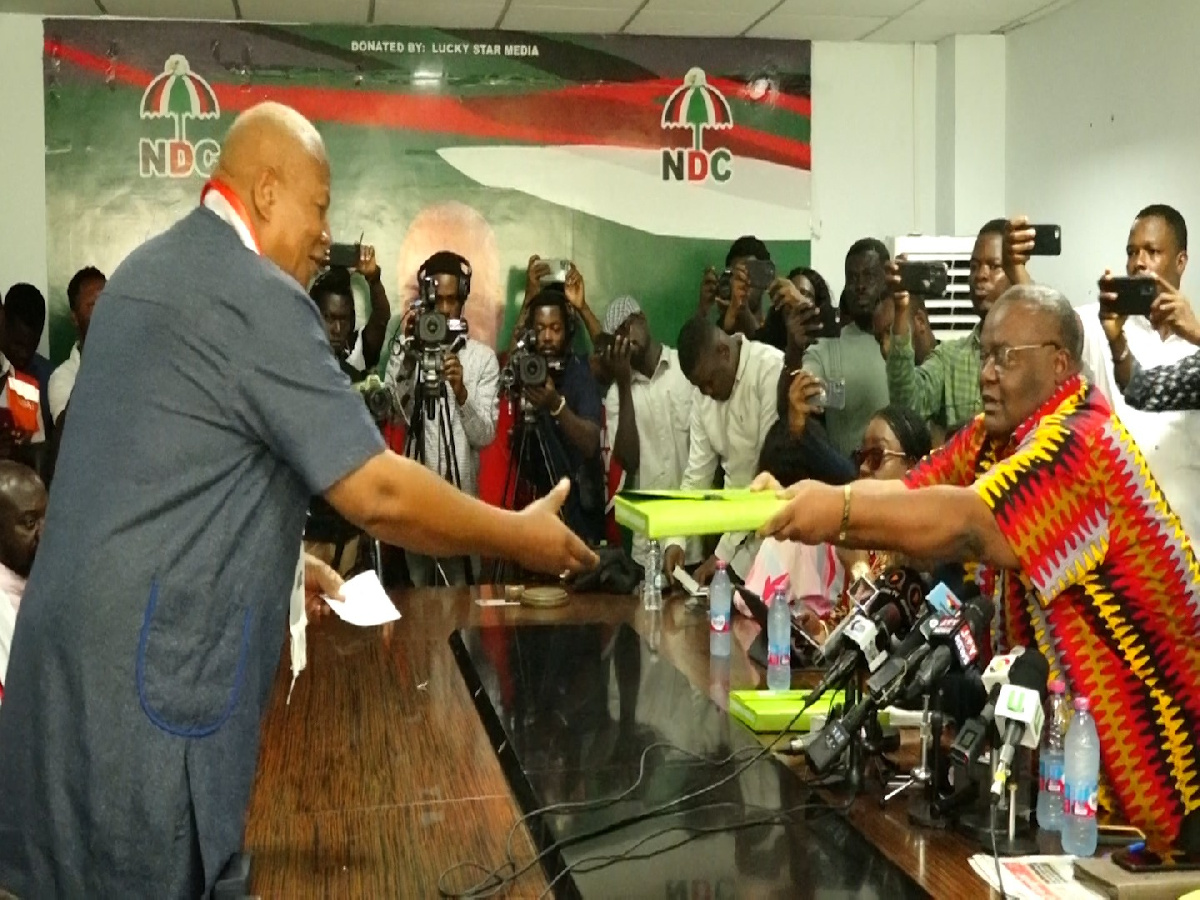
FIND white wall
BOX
[810,41,939,282]
[0,13,48,354]
[936,35,1006,236]
[1007,0,1200,308]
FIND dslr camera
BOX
[356,374,398,425]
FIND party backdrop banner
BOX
[41,20,811,360]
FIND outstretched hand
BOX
[516,479,600,576]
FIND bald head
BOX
[214,102,332,287]
[0,461,46,578]
[217,102,326,186]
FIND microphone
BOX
[949,649,1027,766]
[818,567,925,662]
[805,608,944,774]
[990,650,1051,798]
[903,588,992,702]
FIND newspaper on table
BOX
[968,854,1104,900]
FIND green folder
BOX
[728,689,890,734]
[613,489,788,539]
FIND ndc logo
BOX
[661,68,733,184]
[138,55,221,179]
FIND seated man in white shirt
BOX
[1075,203,1200,543]
[663,314,783,586]
[602,296,701,567]
[0,461,47,706]
[48,266,106,426]
[383,251,500,586]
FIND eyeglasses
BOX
[853,446,908,471]
[980,342,1062,371]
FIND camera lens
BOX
[418,311,448,344]
[519,353,547,387]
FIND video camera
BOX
[501,330,564,424]
[400,274,469,396]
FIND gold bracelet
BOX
[551,397,567,417]
[837,483,852,543]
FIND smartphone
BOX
[717,259,777,301]
[1030,224,1062,256]
[896,260,948,296]
[1112,846,1200,873]
[814,377,846,411]
[1096,823,1147,847]
[328,242,360,268]
[1105,276,1158,317]
[744,259,777,292]
[538,258,572,285]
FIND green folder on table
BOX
[728,690,891,734]
[613,488,788,540]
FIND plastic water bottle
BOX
[1036,679,1070,832]
[1061,696,1100,856]
[642,541,662,611]
[766,586,792,691]
[709,561,732,658]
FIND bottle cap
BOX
[716,560,727,570]
[1073,695,1090,712]
[1049,679,1066,694]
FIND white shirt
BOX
[0,561,27,702]
[605,346,702,565]
[1079,303,1200,543]
[383,337,500,498]
[666,337,784,577]
[48,343,82,423]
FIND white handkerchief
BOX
[323,571,401,627]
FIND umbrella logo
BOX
[661,68,734,184]
[138,54,222,180]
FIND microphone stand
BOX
[957,746,1038,855]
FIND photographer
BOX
[311,265,368,384]
[383,251,500,586]
[510,289,606,544]
[697,236,773,337]
[509,256,603,352]
[311,244,392,380]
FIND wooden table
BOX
[244,588,1003,898]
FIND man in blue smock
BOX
[0,102,596,899]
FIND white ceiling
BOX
[0,0,1078,40]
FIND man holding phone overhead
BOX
[886,218,1042,435]
[1073,204,1200,544]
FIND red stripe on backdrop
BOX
[46,38,811,170]
[551,76,812,119]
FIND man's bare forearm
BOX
[327,452,530,558]
[800,480,1015,566]
[611,381,640,473]
[556,407,600,459]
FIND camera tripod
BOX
[403,368,476,587]
[486,394,567,584]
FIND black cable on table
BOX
[438,692,829,898]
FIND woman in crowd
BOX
[740,404,933,642]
